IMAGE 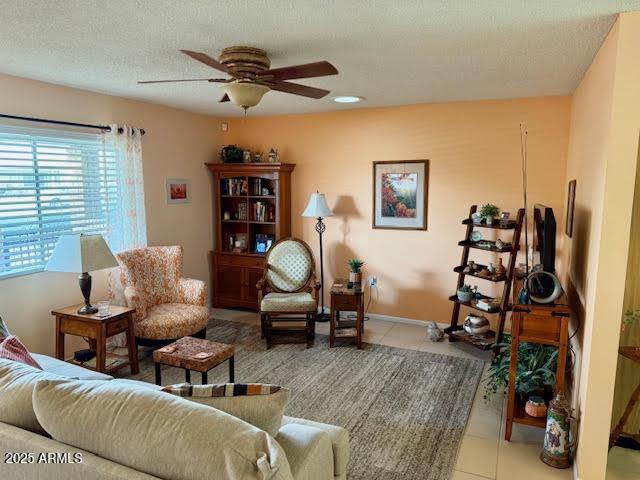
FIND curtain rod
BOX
[0,114,145,135]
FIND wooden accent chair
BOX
[108,246,209,346]
[257,237,320,348]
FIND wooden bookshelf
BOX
[206,162,295,309]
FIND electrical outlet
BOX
[368,276,377,288]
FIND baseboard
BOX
[365,312,449,329]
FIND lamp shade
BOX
[302,192,333,218]
[220,82,270,108]
[45,234,118,273]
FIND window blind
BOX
[0,125,118,278]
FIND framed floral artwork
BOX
[372,160,429,230]
[166,178,190,204]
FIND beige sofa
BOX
[0,354,349,480]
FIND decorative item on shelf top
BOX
[493,258,507,278]
[427,322,444,342]
[221,144,243,163]
[541,392,575,469]
[480,203,500,225]
[268,148,279,163]
[495,238,505,250]
[471,212,482,224]
[456,284,475,302]
[526,270,563,304]
[463,314,490,335]
[525,395,548,418]
[242,150,252,163]
[470,230,482,242]
[347,259,365,287]
[499,211,511,227]
[254,152,263,163]
[476,297,501,312]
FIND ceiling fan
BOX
[138,47,339,111]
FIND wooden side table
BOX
[52,304,139,375]
[329,279,365,349]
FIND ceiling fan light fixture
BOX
[220,82,270,108]
[332,95,364,103]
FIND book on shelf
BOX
[236,203,248,220]
[252,202,275,222]
[251,178,273,196]
[222,178,248,196]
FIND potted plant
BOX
[480,203,500,225]
[220,145,243,163]
[484,334,562,403]
[347,259,365,285]
[456,284,474,302]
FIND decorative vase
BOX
[485,216,494,225]
[541,392,574,469]
[457,289,473,302]
[472,212,482,224]
[242,150,251,163]
[525,395,548,418]
[349,271,362,285]
[494,258,507,277]
[463,314,490,335]
[427,322,444,342]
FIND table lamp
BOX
[302,191,333,322]
[45,234,119,314]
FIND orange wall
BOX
[224,97,571,323]
[560,12,640,479]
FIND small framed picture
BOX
[166,178,190,204]
[565,179,576,237]
[372,160,429,230]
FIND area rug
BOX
[124,318,484,480]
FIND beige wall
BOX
[560,12,640,480]
[223,97,571,324]
[0,73,223,355]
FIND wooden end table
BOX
[52,304,139,375]
[329,279,365,349]
[153,336,235,385]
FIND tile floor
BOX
[211,308,580,480]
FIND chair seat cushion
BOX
[136,303,209,340]
[261,292,316,313]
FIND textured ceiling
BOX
[1,1,639,116]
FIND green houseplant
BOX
[480,203,500,225]
[220,145,243,163]
[484,334,561,401]
[347,259,365,285]
[456,284,474,302]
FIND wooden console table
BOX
[505,300,571,440]
[52,304,139,375]
[329,279,365,349]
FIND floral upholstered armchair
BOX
[257,238,320,348]
[108,246,209,345]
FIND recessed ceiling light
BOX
[332,95,364,103]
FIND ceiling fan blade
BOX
[266,81,330,99]
[180,49,230,74]
[220,93,230,103]
[259,61,338,81]
[138,78,226,84]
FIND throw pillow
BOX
[0,335,42,369]
[33,379,293,480]
[162,383,289,437]
[0,316,10,338]
[0,358,66,432]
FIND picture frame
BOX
[166,178,190,205]
[372,160,429,230]
[565,179,576,237]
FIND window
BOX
[0,125,118,278]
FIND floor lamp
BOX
[302,191,333,322]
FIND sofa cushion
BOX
[0,335,42,369]
[135,303,209,339]
[282,416,350,477]
[33,378,294,480]
[32,353,112,381]
[0,358,67,433]
[162,383,289,437]
[275,423,333,480]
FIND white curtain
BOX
[104,125,147,252]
